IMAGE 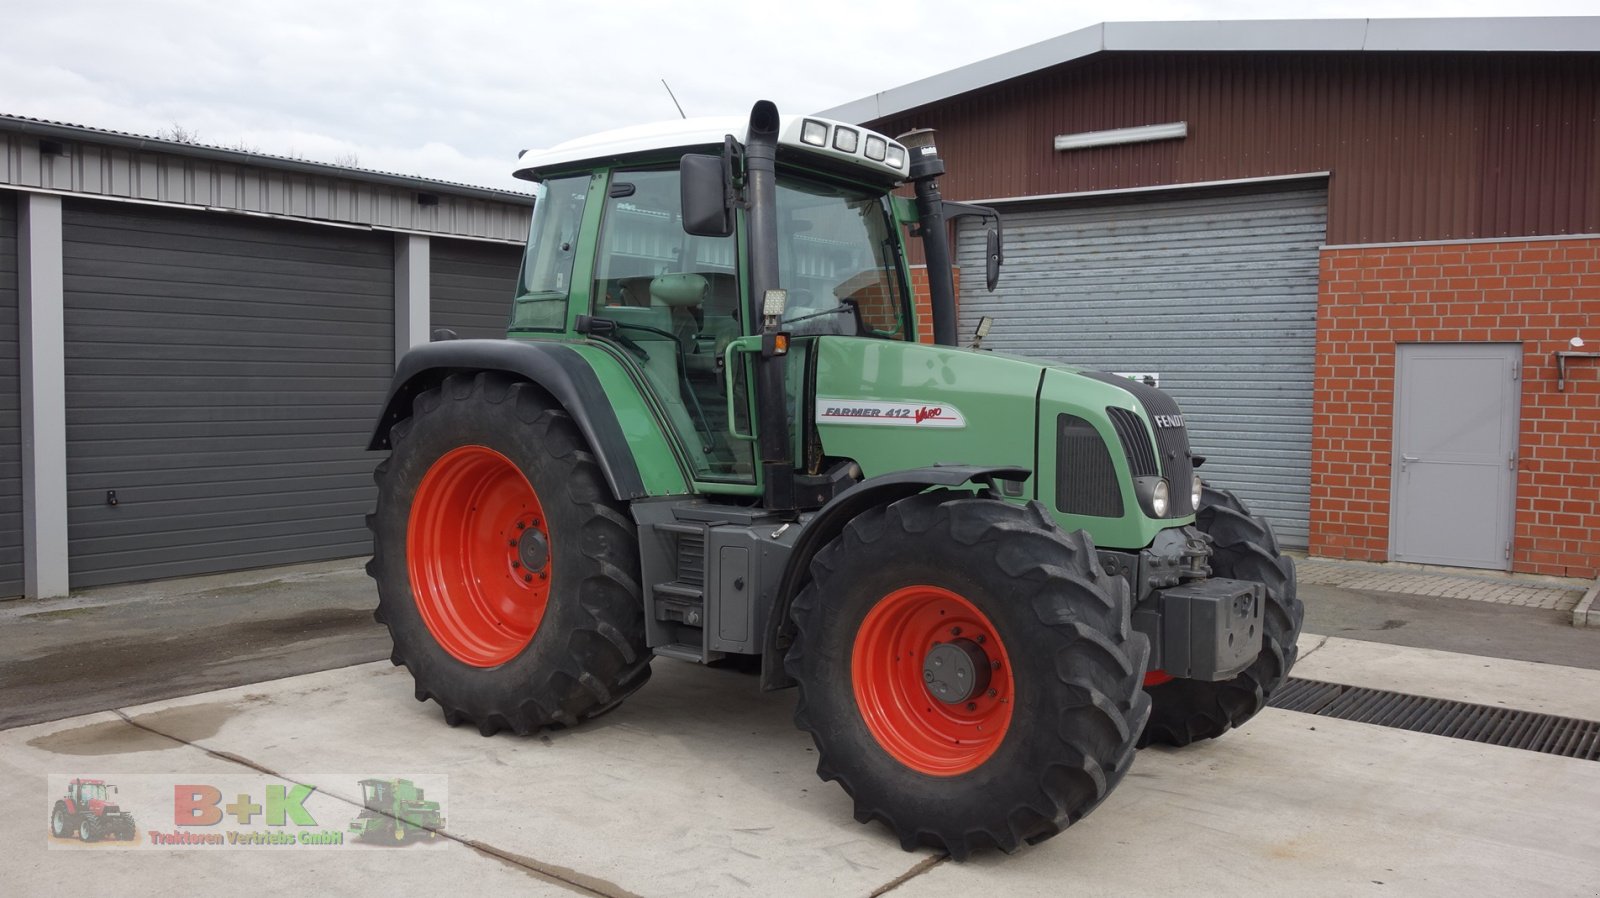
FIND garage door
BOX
[63,201,394,587]
[430,239,521,340]
[957,183,1327,546]
[0,193,21,597]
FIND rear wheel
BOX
[50,803,72,838]
[787,491,1150,858]
[1139,485,1305,747]
[369,372,651,736]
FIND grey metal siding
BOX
[430,239,521,340]
[62,200,393,587]
[0,192,21,596]
[0,131,533,243]
[957,184,1327,546]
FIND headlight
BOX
[1133,476,1171,518]
[833,126,859,153]
[1191,474,1203,512]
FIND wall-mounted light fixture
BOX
[1054,122,1188,152]
[1555,336,1599,392]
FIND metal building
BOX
[821,17,1600,576]
[0,117,532,597]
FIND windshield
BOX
[775,175,909,340]
[513,174,590,330]
[78,783,107,801]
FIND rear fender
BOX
[759,464,1030,690]
[369,340,659,501]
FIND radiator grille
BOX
[1107,407,1159,478]
[1083,372,1196,516]
[1056,414,1123,518]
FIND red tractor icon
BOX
[51,778,136,842]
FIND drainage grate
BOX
[1268,678,1600,762]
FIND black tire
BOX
[50,803,73,839]
[368,372,651,736]
[1139,485,1305,748]
[786,491,1150,859]
[78,819,94,842]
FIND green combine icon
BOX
[348,778,443,843]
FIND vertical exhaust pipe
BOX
[743,101,796,512]
[899,128,958,347]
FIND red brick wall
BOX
[907,265,958,345]
[1312,236,1600,578]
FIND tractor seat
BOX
[650,273,709,308]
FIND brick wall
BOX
[907,265,957,345]
[1312,236,1600,578]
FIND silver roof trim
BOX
[817,17,1600,123]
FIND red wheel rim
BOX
[407,445,552,667]
[851,585,1015,776]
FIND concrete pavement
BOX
[5,556,1599,896]
[5,634,1600,897]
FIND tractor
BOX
[366,100,1304,858]
[50,778,136,842]
[349,778,444,843]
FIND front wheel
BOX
[78,819,94,842]
[787,491,1150,859]
[1139,485,1305,747]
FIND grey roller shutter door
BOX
[62,201,394,587]
[0,193,21,597]
[957,184,1326,547]
[431,239,521,339]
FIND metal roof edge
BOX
[0,114,534,205]
[815,17,1600,124]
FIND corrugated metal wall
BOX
[870,52,1600,245]
[956,183,1327,545]
[430,239,522,340]
[0,193,21,597]
[61,200,393,587]
[0,133,533,243]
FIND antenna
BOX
[661,79,687,119]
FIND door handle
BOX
[1401,455,1419,462]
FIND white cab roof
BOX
[514,114,910,183]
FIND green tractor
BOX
[349,778,444,843]
[367,101,1303,858]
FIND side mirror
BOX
[680,153,733,238]
[985,227,1002,292]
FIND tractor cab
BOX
[358,778,391,810]
[509,111,925,491]
[69,779,109,808]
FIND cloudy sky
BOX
[2,1,1594,192]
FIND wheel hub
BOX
[517,526,549,572]
[922,639,991,704]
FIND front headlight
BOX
[1152,479,1170,517]
[1133,476,1171,518]
[1191,474,1203,512]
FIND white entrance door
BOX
[1390,344,1521,569]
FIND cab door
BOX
[588,168,756,487]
